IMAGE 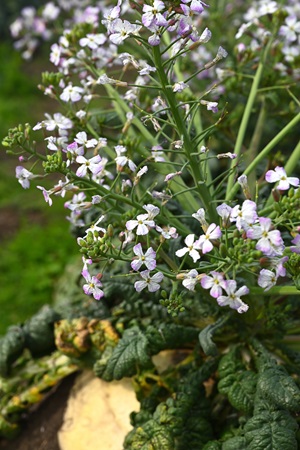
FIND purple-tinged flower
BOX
[216,203,232,227]
[156,225,178,240]
[15,166,36,189]
[60,84,84,103]
[165,171,182,182]
[230,200,257,231]
[291,234,300,254]
[198,223,222,254]
[82,269,104,300]
[115,145,137,172]
[247,217,284,257]
[217,280,249,313]
[182,269,200,291]
[175,234,201,263]
[258,269,277,291]
[265,166,299,190]
[109,19,141,45]
[142,0,168,28]
[201,100,218,113]
[76,154,103,177]
[131,243,156,271]
[134,270,164,293]
[37,185,53,206]
[201,271,226,298]
[143,204,160,219]
[126,214,155,236]
[217,152,237,159]
[192,208,209,229]
[173,82,189,93]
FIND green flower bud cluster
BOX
[225,236,262,267]
[41,71,64,87]
[160,290,185,317]
[2,124,29,148]
[78,232,111,260]
[42,153,67,173]
[285,253,300,290]
[273,188,300,222]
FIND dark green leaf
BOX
[258,365,300,412]
[101,327,152,380]
[244,410,298,450]
[124,419,174,450]
[0,326,25,377]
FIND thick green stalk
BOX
[225,39,273,199]
[152,46,216,222]
[285,139,300,176]
[226,112,300,201]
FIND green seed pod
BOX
[219,243,227,258]
[107,224,114,237]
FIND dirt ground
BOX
[0,373,77,450]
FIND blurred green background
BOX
[0,2,78,334]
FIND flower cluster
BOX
[4,0,300,318]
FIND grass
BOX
[0,41,79,335]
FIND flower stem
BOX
[152,46,216,221]
[225,39,273,199]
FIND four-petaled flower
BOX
[201,271,226,298]
[247,217,284,257]
[217,280,249,313]
[82,269,104,300]
[175,234,201,263]
[126,214,155,235]
[134,270,164,292]
[198,223,222,254]
[182,269,200,291]
[76,154,103,177]
[265,166,299,191]
[131,243,156,271]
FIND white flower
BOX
[109,19,141,45]
[131,243,156,271]
[182,269,200,291]
[201,271,226,298]
[175,234,201,263]
[258,269,277,291]
[79,33,106,49]
[15,166,36,189]
[198,223,222,254]
[76,155,103,177]
[217,280,249,313]
[265,166,299,190]
[134,270,164,293]
[126,214,155,235]
[60,84,84,102]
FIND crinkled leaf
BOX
[258,365,300,412]
[219,371,257,414]
[124,419,174,450]
[101,327,152,381]
[218,346,244,378]
[222,436,247,450]
[244,410,298,450]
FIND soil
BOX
[0,373,77,450]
